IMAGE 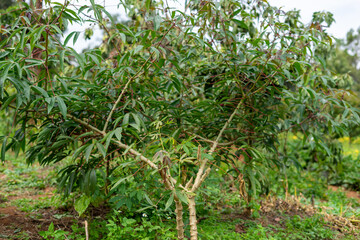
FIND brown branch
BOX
[66,113,190,191]
[102,53,154,132]
[191,99,244,192]
[66,114,105,135]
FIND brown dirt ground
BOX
[0,159,78,240]
[0,205,77,240]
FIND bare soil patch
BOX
[0,206,76,240]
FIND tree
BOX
[0,0,358,239]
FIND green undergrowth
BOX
[36,205,360,240]
[1,149,360,239]
[0,153,57,196]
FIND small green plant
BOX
[198,215,242,240]
[39,222,71,240]
[239,224,275,240]
[105,211,176,240]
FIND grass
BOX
[339,136,360,158]
[1,140,360,239]
[196,206,358,240]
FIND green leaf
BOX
[74,195,91,216]
[230,9,242,18]
[96,142,106,158]
[59,50,65,72]
[64,31,77,46]
[0,63,13,97]
[164,193,174,211]
[48,222,54,232]
[50,24,63,35]
[56,96,67,118]
[73,144,89,160]
[175,190,188,204]
[89,169,97,193]
[342,107,349,119]
[111,175,132,190]
[133,45,143,55]
[46,97,56,114]
[105,131,116,150]
[122,113,130,126]
[70,48,85,69]
[73,31,81,45]
[31,86,49,98]
[144,193,155,206]
[0,95,16,111]
[84,143,94,163]
[232,19,248,30]
[114,127,123,141]
[76,132,95,139]
[0,51,10,59]
[102,8,114,24]
[154,15,162,31]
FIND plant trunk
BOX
[175,198,185,240]
[29,0,43,83]
[188,196,198,240]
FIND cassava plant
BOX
[0,0,359,239]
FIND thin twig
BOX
[191,99,244,192]
[102,53,154,132]
[102,23,176,132]
[84,220,89,240]
[66,113,188,191]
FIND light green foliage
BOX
[11,197,53,212]
[0,153,56,197]
[238,215,335,240]
[285,215,335,239]
[105,211,176,240]
[39,223,71,240]
[74,194,91,216]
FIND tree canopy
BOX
[0,0,359,239]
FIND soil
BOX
[0,185,76,240]
[0,158,77,240]
[0,206,77,240]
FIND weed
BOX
[39,222,71,240]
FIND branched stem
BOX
[102,23,176,132]
[191,99,244,192]
[102,54,154,132]
[66,113,190,192]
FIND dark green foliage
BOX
[0,0,14,10]
[0,1,359,234]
